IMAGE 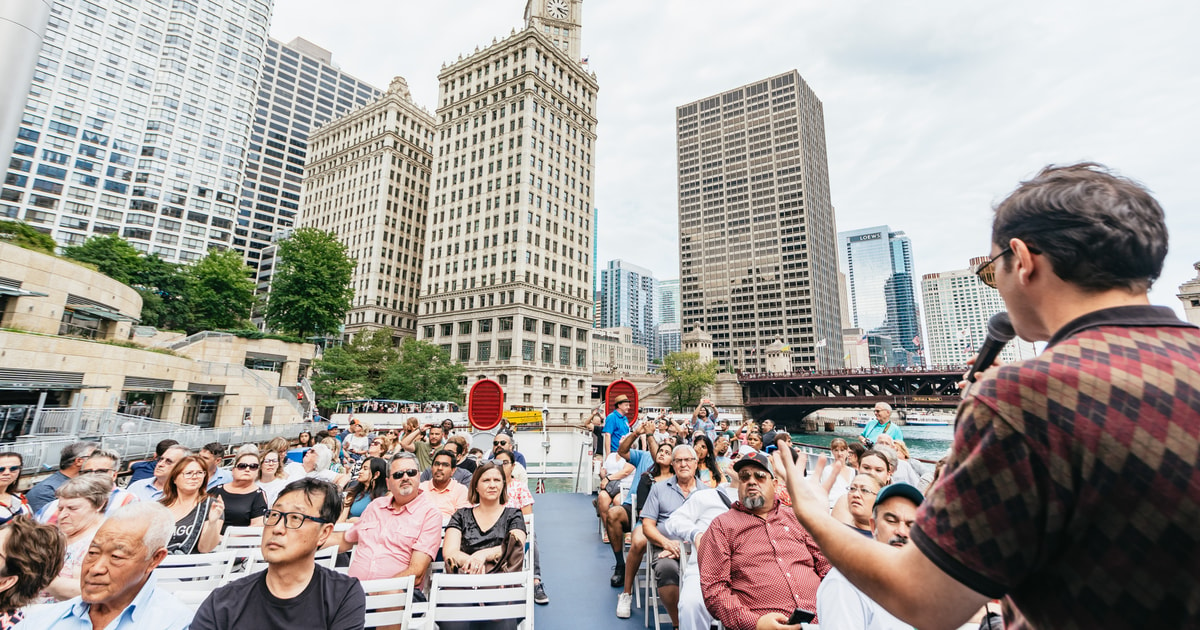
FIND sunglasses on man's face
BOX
[391,469,419,479]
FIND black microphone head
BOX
[987,312,1015,342]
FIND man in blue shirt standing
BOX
[858,402,904,445]
[603,394,634,458]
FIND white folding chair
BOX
[643,548,672,630]
[428,570,534,629]
[360,575,415,630]
[217,525,263,552]
[153,551,236,591]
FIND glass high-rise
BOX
[922,260,1036,367]
[2,0,272,262]
[656,278,679,325]
[598,259,656,362]
[677,70,843,372]
[838,225,923,366]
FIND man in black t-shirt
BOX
[192,479,365,630]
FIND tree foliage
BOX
[379,339,466,404]
[187,248,255,332]
[62,235,144,283]
[660,351,718,411]
[311,335,465,410]
[265,228,355,338]
[0,220,57,255]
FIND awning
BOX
[65,304,139,322]
[0,287,48,298]
[0,382,109,391]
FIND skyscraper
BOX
[838,226,924,367]
[300,77,435,342]
[656,278,679,325]
[2,0,273,262]
[598,259,656,361]
[416,0,598,424]
[677,71,843,372]
[239,37,380,286]
[921,259,1036,367]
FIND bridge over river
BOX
[739,368,966,423]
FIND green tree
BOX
[0,220,57,255]
[186,249,255,332]
[660,351,718,411]
[379,339,466,403]
[310,329,399,404]
[63,235,192,329]
[62,234,144,282]
[265,228,355,338]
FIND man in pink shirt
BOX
[419,449,470,519]
[344,452,442,591]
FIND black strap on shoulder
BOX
[719,489,733,509]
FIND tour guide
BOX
[777,163,1200,630]
[603,395,633,457]
[857,402,903,445]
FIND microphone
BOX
[965,312,1015,383]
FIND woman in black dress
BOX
[209,451,268,533]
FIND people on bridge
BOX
[857,403,903,446]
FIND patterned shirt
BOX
[698,499,831,630]
[911,305,1200,630]
[506,481,534,510]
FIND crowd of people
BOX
[337,401,461,415]
[0,414,547,629]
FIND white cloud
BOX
[270,0,1200,314]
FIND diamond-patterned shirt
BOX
[911,305,1200,629]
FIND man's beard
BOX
[743,494,766,510]
[397,484,416,496]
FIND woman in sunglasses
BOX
[209,451,268,534]
[0,453,29,526]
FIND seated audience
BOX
[42,475,110,603]
[127,439,177,484]
[192,479,365,629]
[209,451,269,533]
[297,431,314,448]
[597,450,635,520]
[257,438,290,506]
[639,444,702,628]
[25,442,96,514]
[198,442,232,491]
[699,452,831,630]
[342,453,441,590]
[127,445,191,503]
[692,434,723,488]
[419,441,472,485]
[494,450,547,605]
[400,421,446,471]
[339,457,388,522]
[491,432,526,467]
[0,517,65,629]
[833,473,885,536]
[0,454,29,526]
[613,428,670,618]
[158,455,223,554]
[20,502,191,629]
[817,483,923,629]
[419,450,471,519]
[37,449,137,523]
[662,469,740,630]
[444,462,526,578]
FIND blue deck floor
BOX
[533,492,661,630]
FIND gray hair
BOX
[873,445,900,471]
[874,402,893,412]
[235,444,260,457]
[59,441,97,470]
[56,474,111,511]
[312,443,333,471]
[390,452,419,466]
[88,448,122,465]
[163,445,193,458]
[105,502,174,558]
[671,444,697,460]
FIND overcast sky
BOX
[271,0,1199,316]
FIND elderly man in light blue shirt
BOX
[18,502,192,630]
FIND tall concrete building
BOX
[838,225,923,367]
[598,259,656,360]
[677,70,842,372]
[416,0,598,424]
[300,77,435,342]
[1180,261,1200,325]
[921,258,1036,367]
[2,0,273,261]
[656,278,679,325]
[239,37,380,286]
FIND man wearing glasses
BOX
[778,163,1200,629]
[698,452,829,630]
[638,444,702,628]
[343,452,442,591]
[36,449,138,523]
[491,431,526,467]
[127,445,191,503]
[192,478,365,629]
[856,403,903,447]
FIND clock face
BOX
[546,0,568,19]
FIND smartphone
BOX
[787,608,815,625]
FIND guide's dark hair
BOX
[992,162,1167,292]
[277,478,342,524]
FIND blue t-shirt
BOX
[622,450,654,507]
[859,419,903,443]
[603,410,631,452]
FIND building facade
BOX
[838,225,923,367]
[300,76,435,342]
[656,278,680,325]
[677,71,843,372]
[590,326,647,375]
[656,321,681,361]
[921,259,1036,368]
[1179,261,1200,326]
[239,37,380,287]
[417,0,598,425]
[2,0,272,262]
[598,259,656,359]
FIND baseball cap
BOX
[732,452,771,474]
[874,482,923,507]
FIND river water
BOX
[791,423,957,462]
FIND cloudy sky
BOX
[271,0,1199,316]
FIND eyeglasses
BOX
[80,468,113,475]
[738,470,771,482]
[371,440,384,446]
[234,462,260,471]
[264,509,328,529]
[180,470,206,479]
[493,440,509,446]
[262,459,279,465]
[673,456,697,463]
[156,457,177,465]
[391,469,419,479]
[847,485,878,496]
[0,465,21,473]
[973,246,1012,289]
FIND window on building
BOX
[499,316,513,331]
[523,317,536,332]
[440,323,452,336]
[498,339,512,360]
[559,346,570,365]
[458,343,471,362]
[423,325,434,339]
[542,321,554,335]
[477,341,491,361]
[522,340,535,361]
[541,343,553,363]
[523,375,533,386]
[459,321,472,334]
[478,318,492,332]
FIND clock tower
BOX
[524,0,583,61]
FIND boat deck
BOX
[533,492,657,629]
